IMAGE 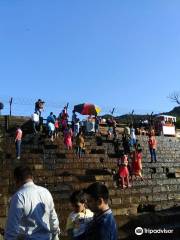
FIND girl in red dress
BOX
[118,154,131,189]
[132,149,143,180]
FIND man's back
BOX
[5,182,59,240]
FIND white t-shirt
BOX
[66,209,93,237]
[32,113,39,122]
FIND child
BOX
[148,133,157,163]
[54,118,60,138]
[75,132,85,158]
[118,154,131,189]
[66,190,94,240]
[132,149,143,181]
[129,127,136,152]
[64,127,73,150]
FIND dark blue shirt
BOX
[47,115,55,124]
[76,209,118,240]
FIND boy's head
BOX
[84,182,109,213]
[70,190,86,213]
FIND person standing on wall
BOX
[35,99,45,117]
[31,111,40,134]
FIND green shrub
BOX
[175,117,180,129]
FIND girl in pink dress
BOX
[64,128,73,150]
[118,154,131,189]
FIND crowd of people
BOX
[116,125,157,189]
[11,101,93,162]
[15,100,158,190]
[8,99,161,239]
[30,101,101,158]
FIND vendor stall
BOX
[155,115,176,136]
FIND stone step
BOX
[116,206,180,239]
[110,191,180,207]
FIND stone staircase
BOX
[0,118,180,239]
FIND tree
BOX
[168,92,180,105]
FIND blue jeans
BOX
[149,148,157,162]
[76,147,83,158]
[15,140,21,158]
[33,121,39,133]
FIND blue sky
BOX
[0,0,180,117]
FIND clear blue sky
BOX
[0,0,180,117]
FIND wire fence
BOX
[0,95,163,119]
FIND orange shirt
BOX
[148,136,157,149]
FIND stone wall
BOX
[0,118,180,239]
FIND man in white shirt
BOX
[4,166,60,240]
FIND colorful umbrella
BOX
[74,103,101,115]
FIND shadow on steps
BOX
[118,206,180,240]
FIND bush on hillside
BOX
[175,117,180,129]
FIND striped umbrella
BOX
[74,103,101,115]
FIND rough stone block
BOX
[111,198,121,205]
[175,172,180,178]
[152,186,161,193]
[33,164,44,170]
[174,193,180,200]
[0,206,8,217]
[167,193,175,200]
[128,206,138,215]
[0,196,8,204]
[118,208,128,215]
[153,194,167,201]
[131,196,140,203]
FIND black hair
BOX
[84,182,109,203]
[70,190,86,204]
[14,166,32,182]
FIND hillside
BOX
[167,106,180,116]
[103,106,180,124]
